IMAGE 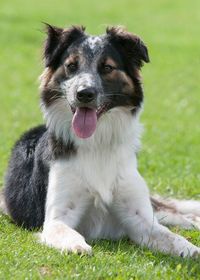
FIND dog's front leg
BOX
[113,169,200,257]
[38,161,92,254]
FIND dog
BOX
[1,24,200,257]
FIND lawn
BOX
[0,0,200,279]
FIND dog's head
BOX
[40,24,149,140]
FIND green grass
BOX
[0,0,200,278]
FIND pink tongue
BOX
[72,107,97,139]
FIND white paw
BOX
[172,236,200,258]
[178,244,200,258]
[59,236,92,255]
[146,225,200,258]
[37,223,92,255]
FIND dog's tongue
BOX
[72,107,97,138]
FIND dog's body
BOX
[1,25,200,257]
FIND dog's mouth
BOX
[71,104,109,139]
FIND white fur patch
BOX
[38,221,92,254]
[84,36,102,51]
[40,94,200,257]
[41,99,72,143]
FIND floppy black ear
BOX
[43,23,86,68]
[106,26,149,68]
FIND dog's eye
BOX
[66,63,78,73]
[103,64,115,74]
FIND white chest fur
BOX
[45,108,142,235]
[71,108,142,204]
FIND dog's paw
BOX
[149,226,200,258]
[173,237,200,258]
[179,246,200,258]
[38,231,92,255]
[58,236,92,255]
[37,223,92,255]
[62,235,92,255]
[65,240,92,255]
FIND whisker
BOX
[103,92,142,98]
[103,90,135,96]
[49,95,66,101]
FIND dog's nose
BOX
[76,87,96,103]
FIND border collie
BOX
[1,25,200,257]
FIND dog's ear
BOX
[43,23,63,67]
[106,26,149,68]
[43,23,86,68]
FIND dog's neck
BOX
[44,103,142,157]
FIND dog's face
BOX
[40,25,149,139]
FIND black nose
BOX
[76,87,96,103]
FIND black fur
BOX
[4,125,76,229]
[5,125,48,229]
[44,24,86,69]
[106,26,150,67]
